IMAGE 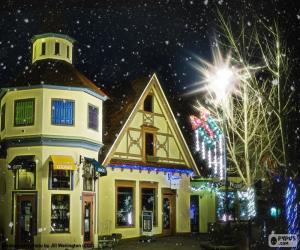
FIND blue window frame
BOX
[88,104,99,131]
[51,99,74,126]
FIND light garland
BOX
[108,164,194,175]
[285,178,299,246]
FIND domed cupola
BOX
[31,33,75,64]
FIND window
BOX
[116,181,135,227]
[83,162,95,191]
[88,104,99,131]
[55,42,60,55]
[140,182,158,226]
[51,194,70,233]
[15,166,36,190]
[41,42,46,55]
[67,45,70,58]
[145,133,154,157]
[49,164,72,190]
[14,99,35,126]
[144,95,153,112]
[1,104,5,131]
[51,99,74,126]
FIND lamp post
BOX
[203,60,236,222]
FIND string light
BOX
[214,142,217,175]
[237,187,256,219]
[108,164,194,175]
[285,178,299,248]
[195,130,200,151]
[208,149,212,168]
[201,141,205,160]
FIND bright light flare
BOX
[206,66,234,103]
[186,45,244,104]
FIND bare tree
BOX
[195,14,293,187]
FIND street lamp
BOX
[199,48,237,222]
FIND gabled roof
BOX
[10,59,108,99]
[100,73,199,175]
[99,75,150,162]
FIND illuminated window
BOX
[41,42,46,55]
[88,104,99,131]
[55,42,60,55]
[1,104,5,131]
[140,182,158,226]
[116,181,135,227]
[144,95,153,112]
[15,166,36,190]
[14,99,35,126]
[51,194,70,233]
[51,99,74,126]
[49,164,73,190]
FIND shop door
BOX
[190,195,199,232]
[82,194,94,244]
[162,189,176,236]
[15,194,36,249]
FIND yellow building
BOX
[98,74,199,239]
[0,33,108,249]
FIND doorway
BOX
[82,194,94,244]
[162,189,176,236]
[190,195,199,232]
[15,194,36,249]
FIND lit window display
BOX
[141,188,157,225]
[49,165,72,190]
[116,186,134,227]
[51,194,70,233]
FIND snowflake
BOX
[165,40,169,45]
[204,0,208,5]
[24,18,29,23]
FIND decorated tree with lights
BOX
[191,14,299,246]
[193,13,294,188]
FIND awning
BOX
[8,155,36,170]
[51,155,76,171]
[85,157,107,177]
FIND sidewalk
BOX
[115,234,207,250]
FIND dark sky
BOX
[1,0,300,171]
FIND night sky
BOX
[1,0,300,171]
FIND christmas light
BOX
[108,164,194,175]
[190,107,225,179]
[285,178,299,248]
[214,142,217,175]
[201,141,205,160]
[195,130,200,151]
[208,148,212,168]
[237,187,256,219]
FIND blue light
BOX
[270,207,277,217]
[285,178,299,249]
[107,164,194,175]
